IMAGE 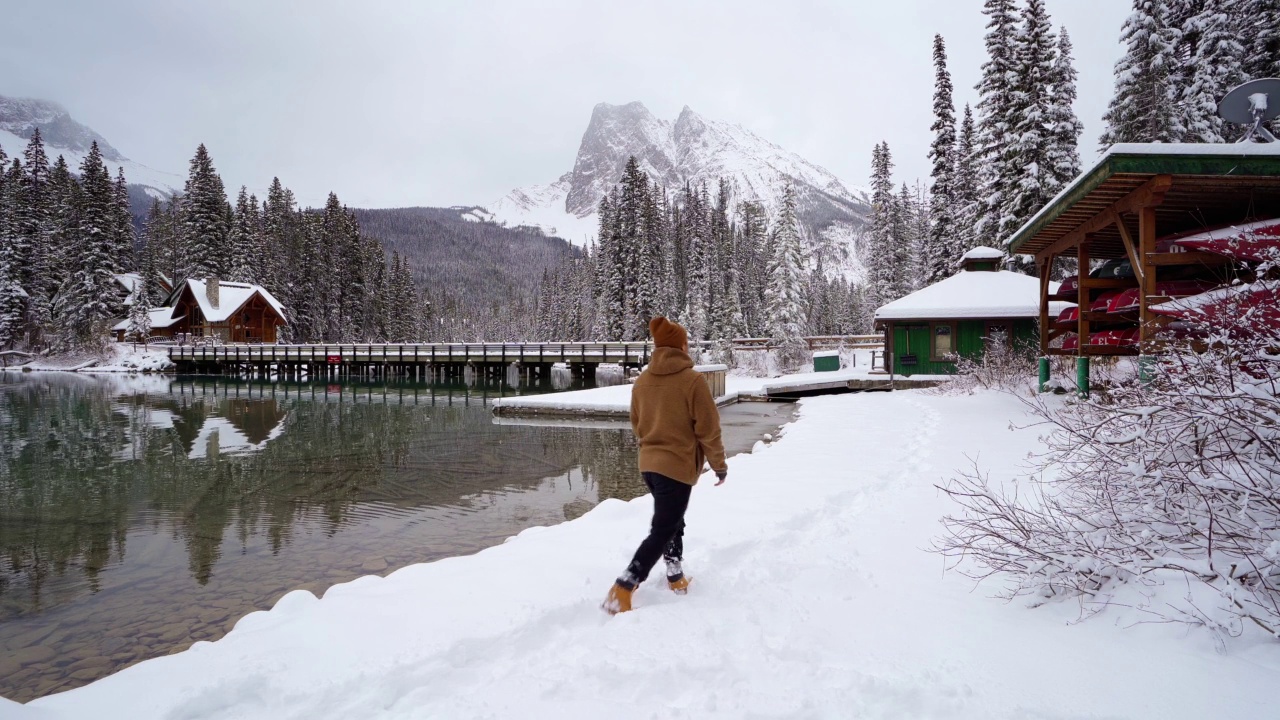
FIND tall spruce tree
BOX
[67,142,122,348]
[112,167,133,272]
[866,142,901,314]
[0,145,22,348]
[953,104,981,258]
[180,144,230,281]
[975,0,1021,248]
[763,182,808,345]
[228,186,257,283]
[925,34,958,285]
[1000,0,1058,243]
[1046,28,1084,188]
[1100,0,1183,145]
[1181,0,1245,142]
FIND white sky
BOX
[0,0,1129,209]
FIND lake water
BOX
[0,371,791,702]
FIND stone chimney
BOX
[207,278,220,308]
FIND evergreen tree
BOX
[1046,28,1084,188]
[16,129,50,292]
[763,183,808,349]
[180,144,230,280]
[228,186,257,283]
[0,145,23,348]
[595,192,625,340]
[1000,0,1058,242]
[974,0,1021,247]
[112,166,133,272]
[953,104,981,258]
[1100,0,1183,145]
[1180,0,1245,142]
[125,284,152,343]
[65,142,122,348]
[866,142,900,313]
[925,33,958,285]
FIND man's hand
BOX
[714,468,728,486]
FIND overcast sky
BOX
[1,0,1129,209]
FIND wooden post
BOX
[1139,205,1158,354]
[1077,235,1090,355]
[1038,254,1053,355]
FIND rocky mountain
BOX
[485,102,871,281]
[0,94,182,204]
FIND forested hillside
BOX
[351,206,579,310]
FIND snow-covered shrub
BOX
[938,278,1280,642]
[774,336,811,373]
[945,334,1037,394]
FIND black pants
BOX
[620,472,691,587]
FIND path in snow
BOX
[11,391,1278,719]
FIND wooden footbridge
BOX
[167,342,656,381]
[164,336,886,380]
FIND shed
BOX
[874,247,1069,376]
[1005,143,1280,368]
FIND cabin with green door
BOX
[874,247,1071,376]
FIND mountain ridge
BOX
[484,101,871,281]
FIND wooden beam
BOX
[1139,204,1159,353]
[1111,211,1144,285]
[1034,175,1174,262]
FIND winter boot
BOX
[666,560,691,595]
[602,582,634,615]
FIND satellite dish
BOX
[1218,78,1280,143]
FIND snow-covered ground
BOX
[1,343,174,373]
[9,389,1276,719]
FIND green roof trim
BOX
[1005,146,1280,256]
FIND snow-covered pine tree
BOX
[925,33,958,286]
[180,144,231,281]
[1046,28,1084,188]
[1180,0,1245,143]
[229,186,257,283]
[735,201,769,337]
[763,182,809,362]
[1100,0,1184,145]
[684,183,712,343]
[974,0,1021,248]
[111,167,133,273]
[595,191,626,340]
[1245,0,1280,80]
[952,104,981,259]
[892,183,919,298]
[0,145,23,349]
[866,141,900,312]
[15,130,50,293]
[1000,0,1058,243]
[125,283,152,344]
[66,142,122,348]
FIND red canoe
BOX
[1172,218,1280,263]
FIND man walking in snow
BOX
[603,316,728,614]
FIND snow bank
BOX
[15,390,1276,719]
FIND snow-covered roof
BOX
[112,307,184,331]
[875,270,1070,321]
[1006,141,1280,254]
[184,278,287,323]
[962,246,1004,261]
[116,273,142,305]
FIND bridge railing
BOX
[167,342,657,364]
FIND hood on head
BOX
[645,346,693,375]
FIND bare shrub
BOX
[937,277,1280,642]
[943,334,1038,394]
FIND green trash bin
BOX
[813,350,840,372]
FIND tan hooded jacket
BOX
[629,347,727,485]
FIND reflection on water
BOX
[0,372,639,702]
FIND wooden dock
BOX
[736,375,944,401]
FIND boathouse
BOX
[874,247,1070,376]
[1003,143,1280,392]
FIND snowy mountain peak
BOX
[0,94,181,199]
[0,95,126,163]
[486,101,872,281]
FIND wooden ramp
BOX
[737,375,945,401]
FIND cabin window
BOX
[931,323,955,361]
[985,323,1012,351]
